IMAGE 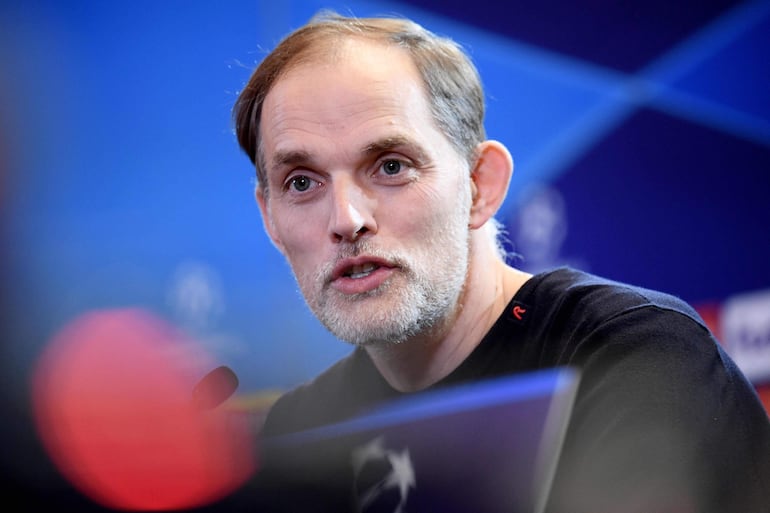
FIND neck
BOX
[364,234,531,392]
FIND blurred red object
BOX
[756,383,770,418]
[31,308,256,511]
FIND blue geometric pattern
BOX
[1,0,768,393]
[1,2,769,509]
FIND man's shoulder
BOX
[512,267,716,367]
[530,266,705,326]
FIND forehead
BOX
[260,39,441,166]
[272,36,425,105]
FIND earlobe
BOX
[255,187,286,254]
[468,140,514,229]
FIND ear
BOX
[468,140,513,229]
[255,187,286,254]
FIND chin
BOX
[327,310,441,348]
[330,324,411,347]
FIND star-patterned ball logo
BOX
[351,436,416,513]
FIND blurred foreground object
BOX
[31,308,257,511]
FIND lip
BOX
[330,256,397,295]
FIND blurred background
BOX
[1,0,768,510]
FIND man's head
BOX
[234,13,513,348]
[234,11,486,194]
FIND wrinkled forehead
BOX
[256,37,437,189]
[257,38,469,189]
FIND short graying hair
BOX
[232,11,486,193]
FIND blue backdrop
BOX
[2,0,769,508]
[2,0,768,411]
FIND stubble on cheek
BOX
[289,243,416,345]
[296,243,404,313]
[285,173,474,346]
[292,227,469,347]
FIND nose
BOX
[328,178,376,243]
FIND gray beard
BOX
[302,230,472,347]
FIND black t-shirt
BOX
[254,267,770,512]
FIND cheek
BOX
[389,181,469,238]
[270,207,326,266]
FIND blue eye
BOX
[382,160,401,175]
[290,175,312,192]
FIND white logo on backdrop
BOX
[721,288,770,382]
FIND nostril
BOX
[352,227,368,241]
[332,226,368,244]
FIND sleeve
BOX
[545,306,770,513]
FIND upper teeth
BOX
[348,263,377,279]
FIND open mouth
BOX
[330,257,396,294]
[345,262,379,279]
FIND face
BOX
[258,39,474,346]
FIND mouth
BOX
[332,257,394,280]
[345,262,380,279]
[330,256,397,294]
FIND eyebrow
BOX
[270,149,314,172]
[268,135,430,175]
[361,136,429,164]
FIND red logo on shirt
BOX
[512,305,527,321]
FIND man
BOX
[231,11,770,513]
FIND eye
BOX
[381,159,402,176]
[288,175,314,192]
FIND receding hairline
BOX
[267,30,416,92]
[237,11,487,195]
[257,36,441,192]
[258,12,453,102]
